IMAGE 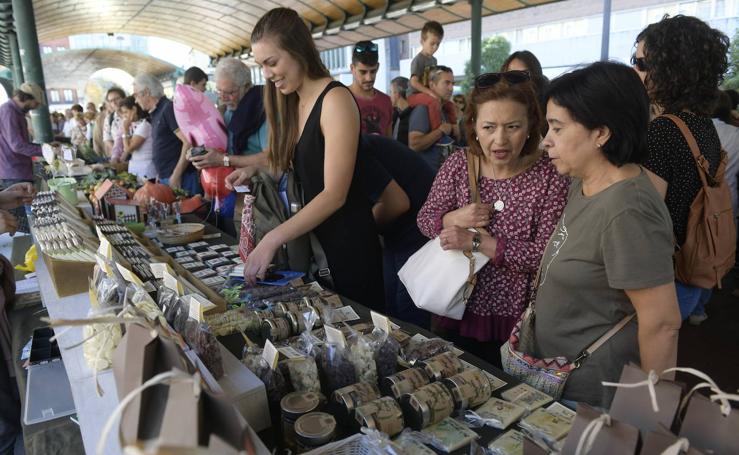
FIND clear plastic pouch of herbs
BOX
[183,319,225,380]
[403,337,454,365]
[317,341,356,395]
[241,345,288,404]
[369,327,401,380]
[346,328,378,386]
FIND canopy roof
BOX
[0,0,561,68]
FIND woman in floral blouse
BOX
[417,71,569,365]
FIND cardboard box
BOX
[40,251,95,297]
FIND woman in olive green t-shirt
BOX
[535,62,681,408]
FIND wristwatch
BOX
[223,154,230,167]
[471,232,481,252]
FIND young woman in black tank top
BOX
[226,7,384,309]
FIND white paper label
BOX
[324,325,346,348]
[332,306,360,323]
[370,310,391,333]
[262,339,279,370]
[116,263,143,287]
[185,294,215,322]
[278,346,304,359]
[150,262,174,279]
[162,270,183,296]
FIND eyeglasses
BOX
[630,54,648,72]
[474,70,530,89]
[353,42,378,55]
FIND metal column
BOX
[12,0,51,142]
[600,0,612,61]
[8,32,23,87]
[470,0,482,78]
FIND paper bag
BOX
[678,392,739,454]
[640,431,704,455]
[111,323,195,444]
[560,404,639,455]
[607,364,682,435]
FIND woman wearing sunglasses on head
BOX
[533,61,680,408]
[417,70,569,365]
[635,15,731,324]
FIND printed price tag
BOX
[150,262,174,279]
[278,346,304,359]
[116,263,144,287]
[162,270,184,296]
[324,325,346,349]
[332,306,360,323]
[185,294,215,322]
[370,310,391,333]
[262,339,280,370]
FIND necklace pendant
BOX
[494,200,505,212]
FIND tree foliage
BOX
[460,36,512,94]
[723,30,739,90]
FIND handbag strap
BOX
[572,313,636,367]
[661,114,724,187]
[462,150,482,291]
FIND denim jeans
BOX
[675,280,712,320]
[159,168,202,197]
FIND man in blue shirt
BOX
[133,73,201,195]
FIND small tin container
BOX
[354,396,406,437]
[254,309,275,319]
[442,368,492,410]
[280,391,324,452]
[400,382,455,430]
[295,412,336,452]
[381,367,430,397]
[261,317,291,342]
[275,301,303,317]
[286,310,307,335]
[418,352,463,382]
[332,382,381,419]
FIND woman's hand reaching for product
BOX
[439,226,475,251]
[225,166,257,191]
[243,234,279,285]
[444,203,492,229]
[189,148,226,170]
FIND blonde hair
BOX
[251,8,330,172]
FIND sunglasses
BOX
[474,70,530,89]
[354,42,378,54]
[631,54,648,72]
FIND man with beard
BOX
[0,83,45,188]
[348,41,393,137]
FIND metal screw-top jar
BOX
[332,382,381,422]
[294,412,336,452]
[400,382,455,430]
[286,310,307,335]
[281,391,324,453]
[381,367,430,397]
[275,301,304,317]
[442,368,492,410]
[261,317,291,342]
[354,396,405,437]
[418,352,463,382]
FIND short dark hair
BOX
[391,77,408,98]
[184,66,208,85]
[545,61,650,166]
[71,104,83,113]
[421,21,444,40]
[726,89,739,110]
[120,95,149,121]
[712,90,733,124]
[106,87,126,100]
[636,15,729,115]
[352,41,379,66]
[13,90,35,102]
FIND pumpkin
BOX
[201,166,233,200]
[133,181,176,205]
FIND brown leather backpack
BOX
[664,114,736,288]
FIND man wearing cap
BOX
[349,41,393,137]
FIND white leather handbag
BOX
[398,151,489,320]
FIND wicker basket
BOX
[302,433,404,455]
